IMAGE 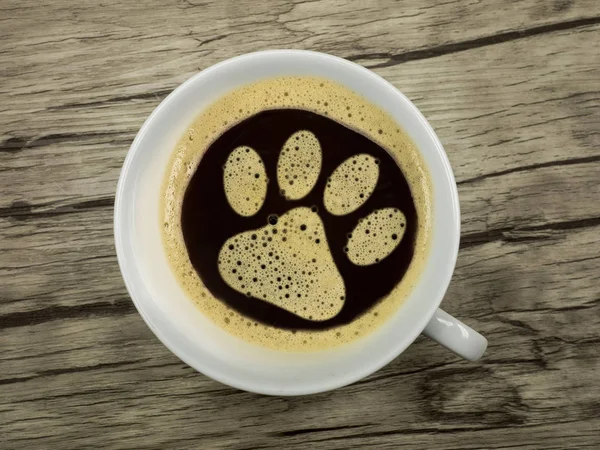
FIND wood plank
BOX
[3,296,598,397]
[2,0,598,112]
[1,302,598,448]
[381,25,600,183]
[1,16,599,211]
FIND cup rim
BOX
[114,50,460,395]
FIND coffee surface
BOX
[181,109,417,330]
[162,76,432,351]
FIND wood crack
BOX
[348,16,600,68]
[274,424,367,438]
[457,155,600,186]
[0,132,129,154]
[354,360,454,387]
[460,217,600,249]
[0,298,135,330]
[46,88,173,111]
[0,360,150,386]
[0,197,115,220]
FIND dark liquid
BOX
[181,109,418,330]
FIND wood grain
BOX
[1,0,600,448]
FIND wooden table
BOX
[2,1,599,448]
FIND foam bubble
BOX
[324,154,379,215]
[218,207,345,320]
[346,208,406,266]
[277,130,322,200]
[223,146,267,216]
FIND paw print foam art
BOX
[181,109,419,331]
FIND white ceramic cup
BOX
[114,50,487,396]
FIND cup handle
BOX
[422,308,487,361]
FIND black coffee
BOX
[181,109,418,331]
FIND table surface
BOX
[2,1,600,448]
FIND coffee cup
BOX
[114,50,487,395]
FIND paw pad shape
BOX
[218,130,406,321]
